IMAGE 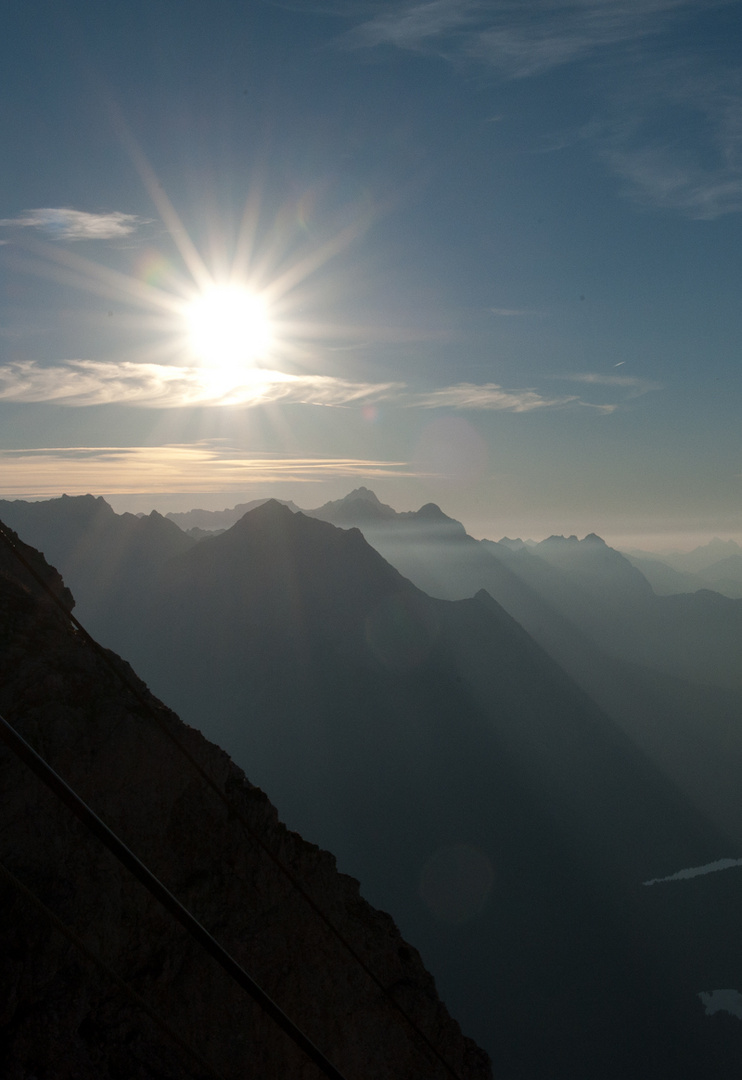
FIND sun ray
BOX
[111,110,213,292]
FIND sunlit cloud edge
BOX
[0,360,619,412]
[0,208,147,241]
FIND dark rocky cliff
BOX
[0,526,491,1080]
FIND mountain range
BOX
[625,541,742,600]
[166,489,742,600]
[302,489,742,847]
[2,490,742,1075]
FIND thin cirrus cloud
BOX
[0,359,616,412]
[560,372,661,398]
[409,382,597,412]
[0,208,145,240]
[603,81,742,220]
[346,0,473,48]
[345,0,717,77]
[0,360,403,409]
[0,443,415,497]
[340,0,742,219]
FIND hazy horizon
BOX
[2,485,740,555]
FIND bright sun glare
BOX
[185,285,273,369]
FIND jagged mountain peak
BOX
[416,502,462,523]
[0,491,115,520]
[166,498,302,532]
[699,537,742,555]
[309,490,471,541]
[60,492,107,504]
[415,502,448,519]
[232,496,296,523]
[309,487,398,523]
[345,486,384,503]
[542,533,580,545]
[541,532,608,548]
[175,498,410,609]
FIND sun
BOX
[184,284,273,369]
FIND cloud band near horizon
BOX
[0,443,416,497]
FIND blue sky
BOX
[1,0,741,546]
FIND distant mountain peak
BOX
[543,534,579,545]
[0,492,117,524]
[251,497,294,515]
[415,502,447,519]
[308,487,398,524]
[693,537,742,559]
[345,486,383,503]
[229,497,296,529]
[542,533,606,547]
[166,498,301,533]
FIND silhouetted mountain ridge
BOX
[66,499,740,1078]
[0,531,491,1079]
[3,491,742,1074]
[165,497,301,531]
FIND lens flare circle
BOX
[185,284,273,368]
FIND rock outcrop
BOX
[0,525,491,1080]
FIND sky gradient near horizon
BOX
[1,0,741,547]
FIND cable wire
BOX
[0,711,349,1080]
[0,857,228,1080]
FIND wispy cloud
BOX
[610,152,742,218]
[0,360,620,413]
[644,857,742,886]
[337,0,742,219]
[489,307,544,317]
[0,360,402,408]
[0,442,414,497]
[348,0,473,49]
[345,1,715,76]
[410,381,585,411]
[559,372,661,398]
[0,208,145,240]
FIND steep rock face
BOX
[0,527,491,1080]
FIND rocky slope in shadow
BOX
[0,525,491,1080]
[2,496,742,1076]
